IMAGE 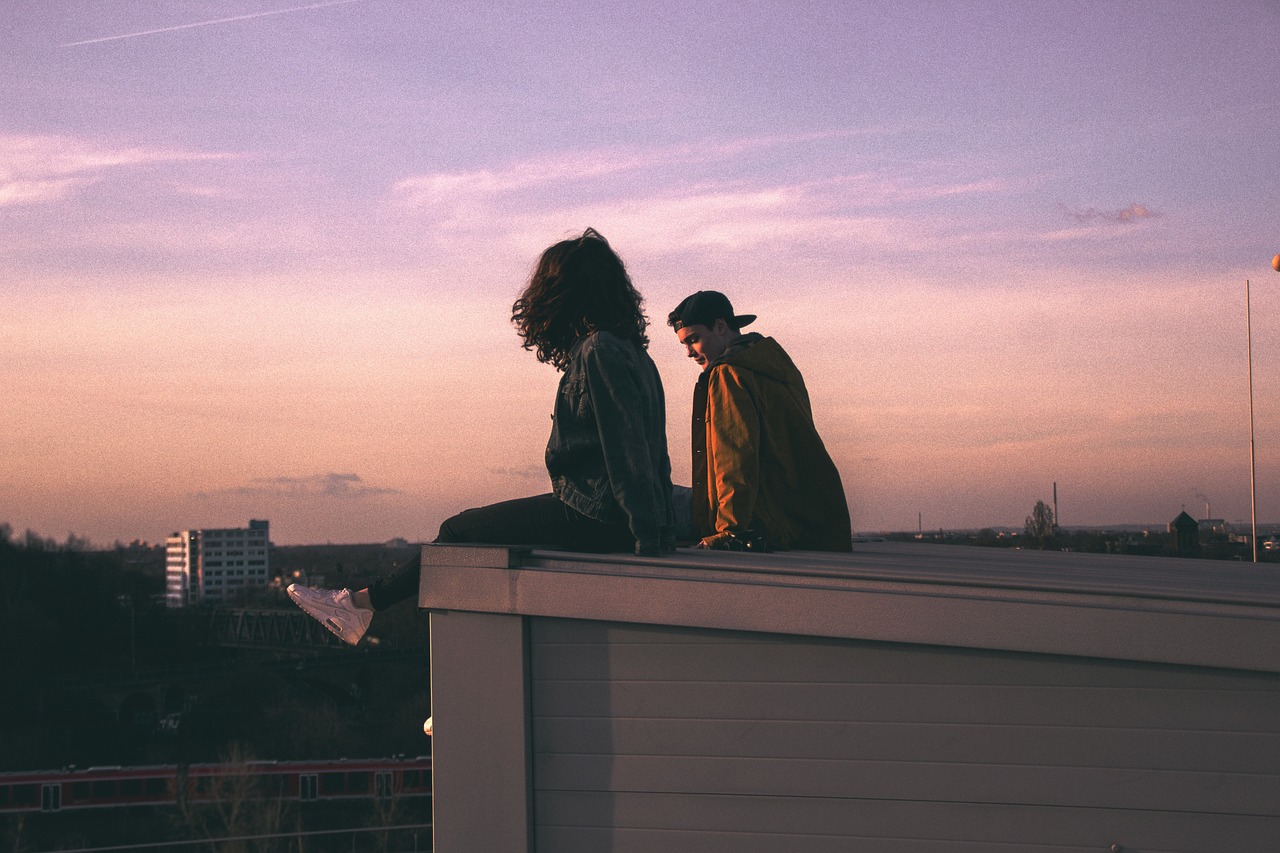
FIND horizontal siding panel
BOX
[531,620,1280,690]
[537,827,1102,853]
[533,718,1280,774]
[527,617,1280,846]
[532,636,1278,689]
[531,680,1280,731]
[533,620,747,644]
[534,753,1280,816]
[536,791,1280,852]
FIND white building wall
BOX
[165,520,269,608]
[165,530,198,608]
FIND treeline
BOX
[2,524,432,775]
[2,524,178,770]
[894,526,1270,561]
[1,524,165,679]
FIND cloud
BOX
[488,465,548,482]
[1061,202,1161,225]
[198,473,401,500]
[393,153,634,210]
[506,188,900,253]
[390,134,1006,255]
[390,130,912,213]
[82,217,324,254]
[0,176,86,207]
[0,134,229,207]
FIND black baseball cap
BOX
[667,290,757,331]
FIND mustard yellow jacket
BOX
[691,334,851,551]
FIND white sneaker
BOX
[287,584,373,646]
[423,716,433,736]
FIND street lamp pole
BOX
[1248,277,1257,562]
[1250,254,1280,563]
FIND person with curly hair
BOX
[287,229,677,666]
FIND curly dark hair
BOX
[512,228,650,370]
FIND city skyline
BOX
[3,1,1279,545]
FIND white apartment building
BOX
[165,519,270,608]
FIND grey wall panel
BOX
[535,718,1280,775]
[534,678,1280,730]
[533,622,1275,689]
[429,611,533,853]
[535,753,1279,815]
[537,792,1280,853]
[529,617,1280,848]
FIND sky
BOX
[3,0,1279,546]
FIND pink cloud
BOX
[1062,202,1161,225]
[0,134,230,207]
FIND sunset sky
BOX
[4,0,1279,545]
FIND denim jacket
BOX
[546,330,676,554]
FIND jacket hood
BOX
[712,333,795,384]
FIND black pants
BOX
[366,493,634,611]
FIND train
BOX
[0,756,432,814]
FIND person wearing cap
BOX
[668,291,851,552]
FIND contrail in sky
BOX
[62,0,367,47]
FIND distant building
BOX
[1169,511,1200,557]
[165,519,270,608]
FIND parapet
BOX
[420,542,1280,852]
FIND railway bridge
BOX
[35,607,421,740]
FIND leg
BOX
[436,493,633,550]
[672,484,695,544]
[366,494,633,611]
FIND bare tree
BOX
[175,744,288,853]
[1024,499,1057,549]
